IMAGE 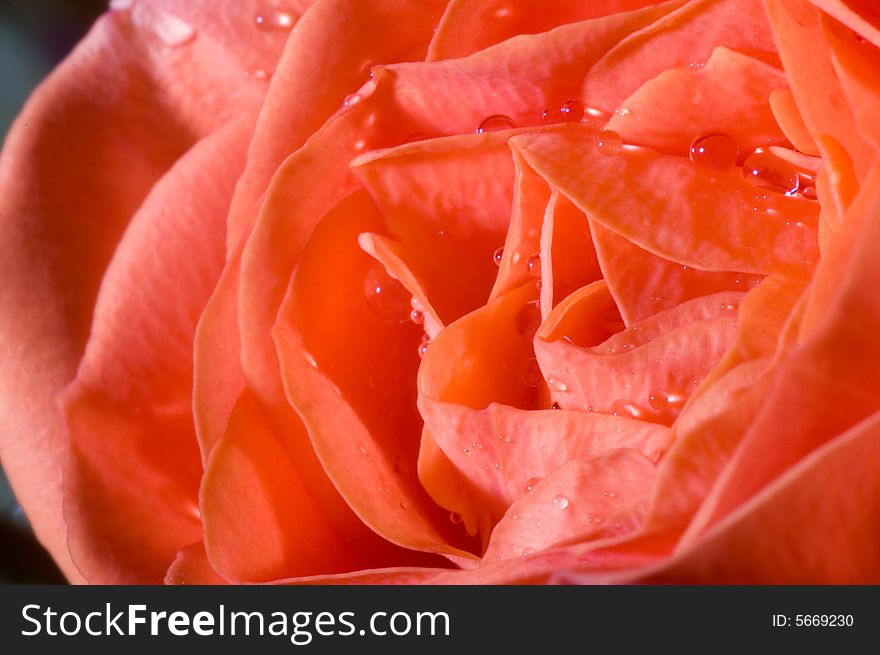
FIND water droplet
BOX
[546,376,568,393]
[476,114,517,134]
[551,401,561,410]
[255,9,296,31]
[593,130,623,156]
[154,11,195,46]
[514,301,542,339]
[251,68,270,80]
[742,149,800,195]
[399,501,409,510]
[800,185,817,200]
[450,512,463,524]
[498,434,511,443]
[587,515,603,525]
[363,265,410,323]
[552,495,570,510]
[525,477,542,493]
[526,253,541,278]
[611,399,643,419]
[560,99,585,122]
[689,134,738,171]
[462,447,470,456]
[495,462,504,471]
[508,511,519,520]
[493,247,504,266]
[410,309,424,325]
[648,392,668,411]
[472,442,482,450]
[521,547,535,557]
[418,338,430,359]
[614,106,630,118]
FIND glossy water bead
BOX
[363,265,410,323]
[689,134,739,171]
[476,114,517,134]
[742,148,800,195]
[493,247,504,266]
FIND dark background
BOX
[1,0,106,584]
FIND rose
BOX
[2,0,879,585]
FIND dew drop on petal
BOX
[450,512,463,524]
[521,547,535,557]
[493,247,504,266]
[689,134,738,171]
[410,309,424,325]
[594,130,623,156]
[525,477,542,493]
[476,114,517,134]
[552,495,570,510]
[342,93,362,109]
[255,9,296,31]
[418,338,430,359]
[514,301,542,339]
[546,376,568,393]
[742,149,800,195]
[526,253,542,278]
[648,392,668,411]
[363,265,410,323]
[495,462,504,471]
[252,68,270,80]
[551,401,561,410]
[560,99,585,122]
[508,512,519,520]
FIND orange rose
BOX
[2,0,879,584]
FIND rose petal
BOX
[586,0,780,112]
[606,46,790,158]
[534,283,742,422]
[419,398,671,519]
[483,449,656,562]
[225,0,448,248]
[272,189,477,563]
[764,0,874,185]
[682,160,880,541]
[769,86,820,154]
[635,411,880,582]
[353,134,517,323]
[165,541,227,585]
[489,148,551,302]
[538,192,603,313]
[59,117,252,583]
[428,0,682,60]
[808,0,880,46]
[590,220,763,325]
[511,128,820,277]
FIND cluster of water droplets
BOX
[687,133,818,199]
